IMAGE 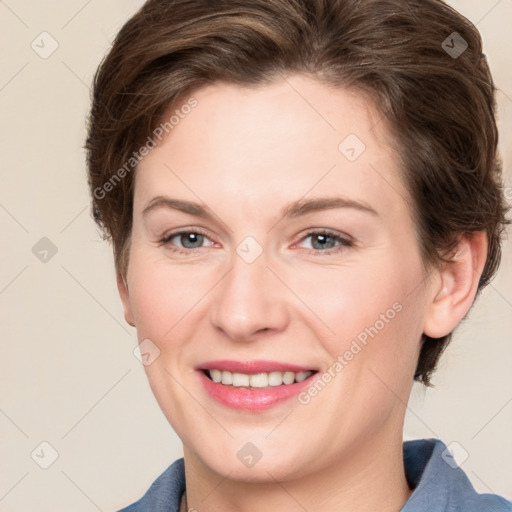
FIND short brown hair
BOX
[86,0,509,385]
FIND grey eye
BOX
[176,232,205,249]
[309,234,337,250]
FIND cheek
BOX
[285,251,425,391]
[125,250,209,428]
[128,242,218,318]
[126,248,212,338]
[288,256,416,341]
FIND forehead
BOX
[135,75,410,221]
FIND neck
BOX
[182,431,413,512]
[179,491,187,512]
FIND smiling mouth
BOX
[201,369,318,388]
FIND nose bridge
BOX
[210,245,288,340]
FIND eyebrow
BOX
[281,197,378,218]
[142,195,378,220]
[142,197,216,220]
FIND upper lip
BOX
[196,360,318,374]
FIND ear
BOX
[423,232,488,338]
[116,271,136,327]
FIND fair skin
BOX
[117,74,487,512]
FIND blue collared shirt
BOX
[119,438,511,511]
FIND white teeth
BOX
[221,371,233,385]
[249,373,267,388]
[295,371,311,382]
[207,369,314,387]
[232,373,250,387]
[282,371,295,384]
[268,371,284,386]
[210,369,222,383]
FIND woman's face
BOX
[119,75,435,481]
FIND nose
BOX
[209,249,290,342]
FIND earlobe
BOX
[423,232,488,339]
[116,272,136,327]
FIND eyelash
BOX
[158,228,353,256]
[158,228,215,255]
[293,229,353,255]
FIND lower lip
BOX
[197,370,318,411]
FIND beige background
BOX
[0,1,511,511]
